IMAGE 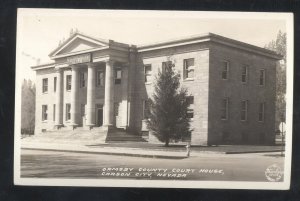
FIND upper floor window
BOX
[258,102,265,122]
[42,78,48,93]
[222,61,229,80]
[115,68,122,84]
[42,105,48,121]
[221,98,229,120]
[183,58,195,79]
[66,75,72,91]
[241,65,248,83]
[96,70,104,87]
[162,61,172,73]
[66,103,71,121]
[80,71,86,88]
[144,64,152,83]
[186,96,194,119]
[54,77,57,92]
[259,69,265,86]
[241,100,248,121]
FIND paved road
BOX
[21,149,284,182]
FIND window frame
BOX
[42,105,48,121]
[96,70,104,87]
[66,75,72,91]
[259,69,266,86]
[142,100,150,119]
[42,78,48,93]
[114,68,122,84]
[222,60,229,80]
[258,102,265,122]
[162,61,172,73]
[183,58,195,80]
[80,71,86,88]
[186,96,194,120]
[241,100,248,121]
[241,65,248,84]
[144,64,152,83]
[221,98,229,120]
[66,103,71,121]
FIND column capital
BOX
[70,64,80,71]
[104,59,115,66]
[87,62,97,68]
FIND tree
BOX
[21,79,36,134]
[146,61,191,146]
[265,30,286,129]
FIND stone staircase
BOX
[22,127,107,145]
[22,127,147,145]
[105,128,147,143]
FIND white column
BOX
[104,60,115,127]
[55,68,63,127]
[70,65,79,127]
[86,63,95,128]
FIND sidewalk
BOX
[21,140,284,159]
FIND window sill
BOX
[221,118,228,121]
[42,92,48,94]
[42,120,48,123]
[145,82,152,85]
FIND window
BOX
[66,75,72,91]
[114,68,122,84]
[80,72,86,88]
[53,104,56,121]
[222,61,229,80]
[162,61,172,73]
[186,96,194,119]
[183,58,195,79]
[42,105,48,121]
[42,78,48,93]
[241,65,248,83]
[221,98,229,120]
[54,77,57,92]
[241,100,248,121]
[143,100,150,119]
[259,69,265,86]
[96,70,104,87]
[114,103,119,116]
[66,104,71,121]
[81,104,85,117]
[144,65,152,83]
[258,102,265,122]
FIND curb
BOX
[21,147,187,159]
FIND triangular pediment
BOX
[49,33,109,58]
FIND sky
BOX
[16,9,288,81]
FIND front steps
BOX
[23,126,147,145]
[105,128,147,143]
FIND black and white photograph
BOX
[14,9,293,189]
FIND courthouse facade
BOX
[32,32,282,145]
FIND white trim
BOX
[51,46,109,59]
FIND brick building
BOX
[31,32,282,145]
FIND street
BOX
[21,149,284,182]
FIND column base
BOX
[85,124,95,130]
[102,124,114,132]
[54,124,63,130]
[70,124,78,130]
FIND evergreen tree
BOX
[146,62,190,146]
[265,31,286,129]
[21,79,36,134]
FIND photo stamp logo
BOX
[265,164,283,182]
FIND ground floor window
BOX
[81,104,85,117]
[42,105,48,121]
[66,103,71,120]
[143,100,150,119]
[114,102,119,116]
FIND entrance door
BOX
[96,108,103,127]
